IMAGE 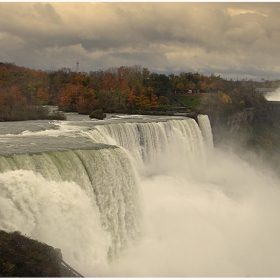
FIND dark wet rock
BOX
[0,230,83,277]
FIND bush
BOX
[89,109,106,120]
[47,110,66,120]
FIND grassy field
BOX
[172,94,203,109]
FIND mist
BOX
[106,147,280,277]
[265,88,280,101]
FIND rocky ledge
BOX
[0,230,83,277]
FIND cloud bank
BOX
[1,2,280,80]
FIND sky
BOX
[1,2,280,81]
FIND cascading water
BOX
[197,114,214,149]
[0,145,142,274]
[1,114,280,277]
[82,117,208,176]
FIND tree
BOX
[119,80,130,109]
[145,73,171,96]
[77,88,98,114]
[36,87,49,105]
[127,88,136,110]
[0,86,27,121]
[221,92,232,104]
[59,83,80,112]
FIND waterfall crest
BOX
[83,117,211,175]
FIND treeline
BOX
[0,63,65,121]
[197,89,269,118]
[1,62,280,121]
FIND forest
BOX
[0,62,279,121]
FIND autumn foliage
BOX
[0,62,279,121]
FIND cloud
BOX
[0,2,280,79]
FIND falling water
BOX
[1,114,280,277]
[83,117,207,175]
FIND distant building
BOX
[76,61,79,72]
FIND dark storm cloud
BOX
[1,2,280,79]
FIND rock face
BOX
[208,107,280,147]
[208,108,255,147]
[225,108,255,145]
[0,230,83,277]
[207,106,280,175]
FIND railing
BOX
[61,259,84,278]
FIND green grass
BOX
[172,94,203,108]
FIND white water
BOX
[265,88,280,101]
[1,115,280,277]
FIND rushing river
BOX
[1,113,280,277]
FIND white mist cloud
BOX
[265,88,280,101]
[106,148,280,277]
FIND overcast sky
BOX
[1,2,280,80]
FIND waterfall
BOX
[0,146,142,266]
[0,114,223,276]
[82,117,209,175]
[1,114,279,277]
[0,169,109,274]
[197,114,214,149]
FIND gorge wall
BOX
[207,105,280,175]
[208,108,256,147]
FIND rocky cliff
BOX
[208,108,256,147]
[207,106,280,175]
[0,230,83,277]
